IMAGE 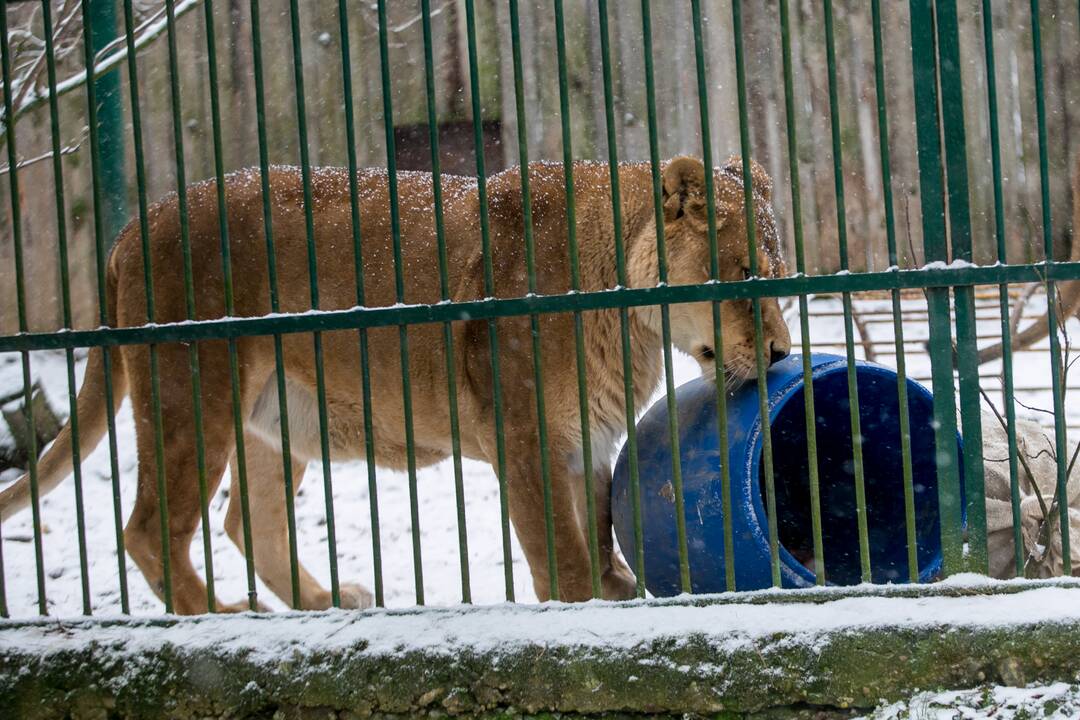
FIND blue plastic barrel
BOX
[611,353,963,595]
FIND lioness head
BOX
[656,155,791,384]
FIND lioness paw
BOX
[338,583,375,610]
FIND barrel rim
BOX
[742,352,960,586]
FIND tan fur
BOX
[0,157,790,612]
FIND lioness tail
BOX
[0,246,126,523]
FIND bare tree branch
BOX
[979,386,1047,519]
[851,305,877,362]
[0,0,200,143]
[0,126,85,176]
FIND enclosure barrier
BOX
[1,0,1080,715]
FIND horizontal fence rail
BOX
[0,0,1077,621]
[0,264,1077,352]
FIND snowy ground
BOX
[0,347,702,615]
[863,682,1080,719]
[0,346,568,614]
[1,292,1078,617]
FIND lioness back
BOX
[110,167,492,328]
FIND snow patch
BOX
[863,682,1080,719]
[4,586,1080,665]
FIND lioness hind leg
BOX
[123,344,237,615]
[224,429,373,611]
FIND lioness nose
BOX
[769,341,790,366]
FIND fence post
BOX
[907,0,965,576]
[934,0,988,575]
[89,0,126,242]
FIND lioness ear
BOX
[721,156,772,204]
[662,156,706,223]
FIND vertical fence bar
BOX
[0,3,46,615]
[459,0,516,601]
[163,0,215,612]
[0,501,4,614]
[376,0,426,604]
[731,0,782,586]
[77,0,129,614]
[339,0,382,608]
[596,0,646,597]
[41,0,91,613]
[935,0,988,573]
[1028,0,1071,572]
[822,0,872,584]
[15,355,40,604]
[285,0,341,608]
[550,0,602,597]
[639,0,691,593]
[419,0,470,603]
[778,0,826,583]
[88,0,127,240]
[908,0,965,575]
[118,0,170,613]
[249,0,302,609]
[691,0,738,590]
[980,0,1024,574]
[512,0,559,601]
[6,0,1063,620]
[201,0,260,609]
[869,0,919,583]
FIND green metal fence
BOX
[0,0,1078,618]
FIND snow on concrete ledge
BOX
[4,581,1080,718]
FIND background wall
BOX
[0,0,1077,332]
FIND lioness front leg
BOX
[488,432,598,603]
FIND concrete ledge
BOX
[3,580,1080,718]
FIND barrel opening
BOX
[761,366,951,585]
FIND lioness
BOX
[0,156,790,612]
